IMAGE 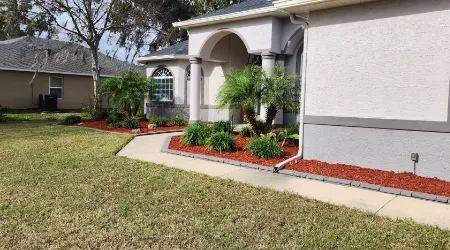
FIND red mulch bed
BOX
[169,135,298,166]
[66,120,186,134]
[169,135,450,197]
[285,160,450,197]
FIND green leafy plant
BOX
[0,104,11,113]
[182,123,212,146]
[217,66,300,136]
[106,112,120,125]
[109,122,122,129]
[206,132,236,152]
[217,66,263,136]
[150,115,167,127]
[62,115,82,125]
[211,120,234,134]
[0,113,6,123]
[246,132,282,159]
[121,116,140,129]
[101,70,158,118]
[171,116,186,126]
[239,126,251,137]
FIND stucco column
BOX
[274,54,286,127]
[189,57,202,123]
[260,51,276,122]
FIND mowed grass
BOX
[0,121,450,249]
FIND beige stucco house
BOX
[0,36,139,110]
[138,0,450,181]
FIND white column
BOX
[274,54,285,127]
[189,57,202,123]
[260,51,276,122]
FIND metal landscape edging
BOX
[161,135,450,205]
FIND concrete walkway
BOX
[117,133,450,230]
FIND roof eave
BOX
[173,6,288,29]
[273,0,377,13]
[137,55,189,63]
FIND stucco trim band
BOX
[304,115,450,133]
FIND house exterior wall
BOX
[0,70,94,109]
[305,0,450,121]
[302,0,450,181]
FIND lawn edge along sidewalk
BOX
[161,135,450,205]
[59,124,183,136]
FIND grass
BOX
[1,118,450,248]
[2,109,88,122]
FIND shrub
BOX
[285,124,300,145]
[182,123,212,146]
[109,122,122,129]
[106,112,120,125]
[171,116,186,126]
[206,132,236,152]
[122,116,140,129]
[62,115,82,125]
[246,132,282,159]
[239,126,252,137]
[150,115,167,127]
[211,120,234,134]
[0,113,6,123]
[0,104,10,113]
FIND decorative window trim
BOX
[152,67,174,102]
[49,76,63,99]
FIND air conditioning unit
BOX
[39,94,58,111]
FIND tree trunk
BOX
[90,46,101,115]
[243,108,260,137]
[264,105,278,133]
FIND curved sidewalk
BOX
[117,133,450,230]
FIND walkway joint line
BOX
[375,196,398,215]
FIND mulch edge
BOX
[161,135,450,205]
[58,124,184,136]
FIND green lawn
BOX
[3,109,87,122]
[1,119,450,249]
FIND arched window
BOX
[152,67,174,102]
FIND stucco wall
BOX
[305,0,450,122]
[189,16,281,56]
[304,124,450,181]
[0,70,94,109]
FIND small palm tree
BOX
[101,70,158,118]
[217,66,300,136]
[217,66,264,135]
[262,67,301,132]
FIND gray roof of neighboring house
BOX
[190,0,274,20]
[141,40,189,58]
[0,36,143,76]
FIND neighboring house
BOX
[0,36,141,109]
[138,0,450,181]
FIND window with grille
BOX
[49,77,63,98]
[152,67,173,102]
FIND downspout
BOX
[274,14,309,173]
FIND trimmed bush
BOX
[0,113,6,123]
[246,132,282,159]
[106,112,121,125]
[171,116,186,126]
[206,132,236,152]
[150,115,167,127]
[285,124,300,145]
[0,104,10,113]
[211,120,234,134]
[122,116,140,129]
[62,115,82,125]
[239,126,252,137]
[182,123,212,146]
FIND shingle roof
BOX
[141,40,188,58]
[0,36,143,76]
[190,0,274,20]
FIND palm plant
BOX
[217,66,264,135]
[100,70,158,118]
[262,67,301,132]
